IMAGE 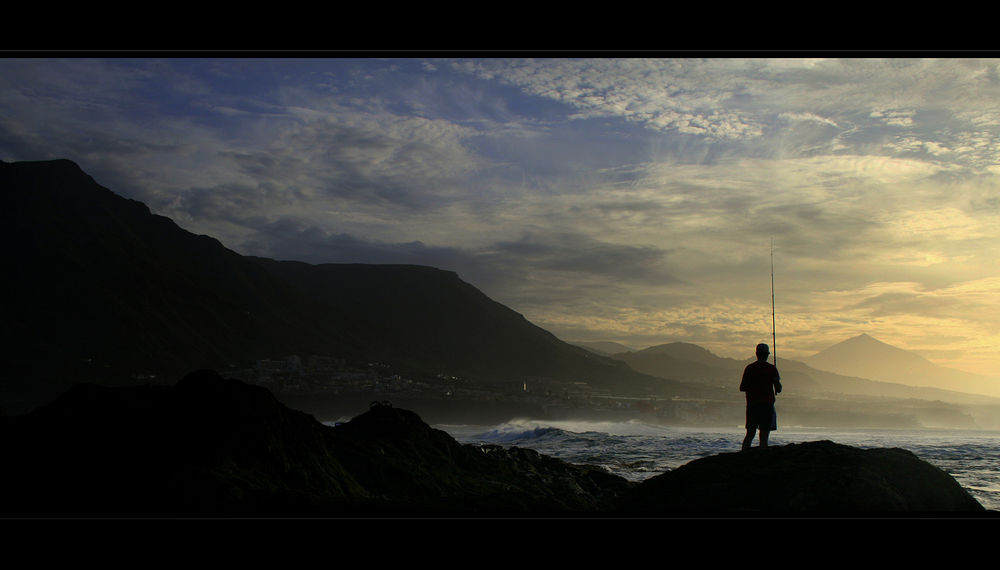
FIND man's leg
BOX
[759,429,770,448]
[743,428,756,451]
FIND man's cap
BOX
[756,343,770,354]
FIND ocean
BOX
[439,419,1000,512]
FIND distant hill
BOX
[802,334,1000,398]
[611,348,737,382]
[608,342,826,393]
[637,342,747,370]
[583,338,997,404]
[570,341,637,356]
[0,159,670,412]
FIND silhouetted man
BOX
[740,343,782,451]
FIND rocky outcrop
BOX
[326,402,632,513]
[2,370,631,516]
[2,370,987,516]
[4,372,368,516]
[618,439,986,513]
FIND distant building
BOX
[483,380,527,394]
[253,359,282,380]
[255,356,301,377]
[306,355,346,372]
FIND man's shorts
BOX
[746,402,775,432]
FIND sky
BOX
[3,56,999,377]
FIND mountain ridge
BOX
[1,158,670,412]
[1,159,381,409]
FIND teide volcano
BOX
[801,333,1000,398]
[1,159,656,412]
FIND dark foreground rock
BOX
[2,370,987,516]
[2,370,630,516]
[618,440,986,513]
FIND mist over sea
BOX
[440,420,1000,512]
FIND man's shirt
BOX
[740,360,780,403]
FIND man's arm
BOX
[773,367,782,394]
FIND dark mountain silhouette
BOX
[245,258,654,391]
[802,333,1000,398]
[1,159,380,409]
[1,159,669,411]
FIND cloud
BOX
[451,59,771,142]
[233,218,678,300]
[450,58,1000,171]
[4,57,1000,376]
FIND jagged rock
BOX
[322,402,633,512]
[618,440,986,513]
[1,371,630,516]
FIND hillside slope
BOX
[247,258,655,390]
[1,159,375,407]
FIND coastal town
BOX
[210,352,973,430]
[217,353,747,427]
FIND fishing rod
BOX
[771,238,776,367]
